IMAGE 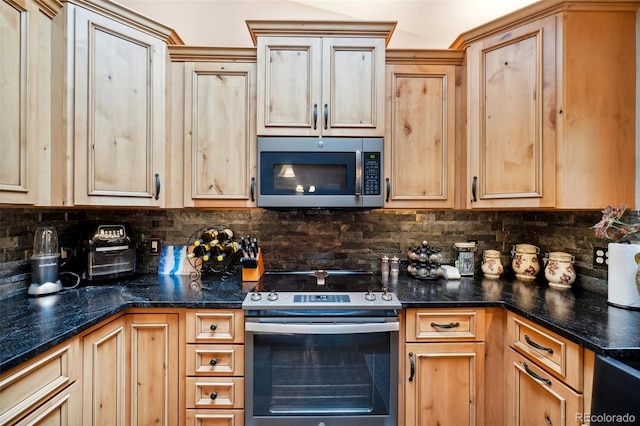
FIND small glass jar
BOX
[390,255,400,273]
[380,255,390,276]
[454,242,476,276]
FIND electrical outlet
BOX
[593,246,608,269]
[149,238,161,255]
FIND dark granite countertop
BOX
[2,272,640,373]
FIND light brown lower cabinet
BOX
[403,308,486,426]
[0,341,81,425]
[506,349,582,426]
[81,311,180,426]
[185,310,245,426]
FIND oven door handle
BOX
[245,321,399,335]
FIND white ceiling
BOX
[118,0,540,48]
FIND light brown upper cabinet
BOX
[52,0,182,207]
[1,0,62,206]
[170,47,257,208]
[384,50,463,208]
[454,1,637,209]
[247,21,395,137]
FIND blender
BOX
[28,226,63,296]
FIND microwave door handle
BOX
[355,150,362,196]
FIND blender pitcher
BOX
[29,226,63,296]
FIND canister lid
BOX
[454,242,476,249]
[548,251,574,262]
[514,243,539,254]
[484,249,501,258]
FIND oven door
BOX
[245,317,398,426]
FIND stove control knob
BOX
[381,287,393,301]
[267,289,278,301]
[250,291,262,301]
[365,290,376,301]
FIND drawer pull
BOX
[209,358,218,366]
[524,335,554,354]
[210,323,218,331]
[523,362,552,385]
[210,391,218,400]
[408,352,415,382]
[431,321,460,329]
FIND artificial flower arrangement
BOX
[592,204,639,243]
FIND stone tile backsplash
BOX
[1,207,633,295]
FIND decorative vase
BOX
[511,244,540,281]
[544,251,576,290]
[607,242,640,310]
[481,250,503,279]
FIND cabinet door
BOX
[466,16,556,208]
[183,61,256,207]
[321,37,385,137]
[384,64,456,207]
[82,317,126,426]
[256,37,321,136]
[72,7,166,206]
[507,349,583,426]
[128,313,180,426]
[1,0,57,205]
[404,342,485,426]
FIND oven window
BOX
[252,332,391,416]
[260,152,355,195]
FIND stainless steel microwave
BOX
[257,137,384,209]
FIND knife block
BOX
[242,248,265,282]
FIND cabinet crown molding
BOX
[246,20,397,46]
[168,46,257,62]
[60,0,184,44]
[385,49,465,65]
[450,0,640,48]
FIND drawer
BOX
[186,310,244,344]
[507,312,583,390]
[506,349,583,425]
[0,341,79,426]
[405,308,485,342]
[185,409,244,426]
[185,377,244,409]
[186,345,245,376]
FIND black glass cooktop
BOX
[256,270,384,292]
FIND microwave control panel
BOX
[363,152,381,195]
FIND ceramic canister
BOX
[544,251,576,290]
[481,249,503,279]
[511,244,540,281]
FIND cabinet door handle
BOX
[323,104,328,130]
[524,335,554,354]
[210,391,218,400]
[154,173,161,200]
[210,323,217,331]
[471,176,477,202]
[313,104,318,129]
[250,177,255,202]
[385,178,391,203]
[209,358,218,366]
[408,352,415,382]
[431,322,460,329]
[545,414,552,424]
[523,362,552,385]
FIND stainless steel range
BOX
[243,270,401,426]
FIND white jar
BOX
[544,251,576,290]
[481,250,503,279]
[511,244,540,281]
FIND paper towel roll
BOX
[607,242,640,309]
